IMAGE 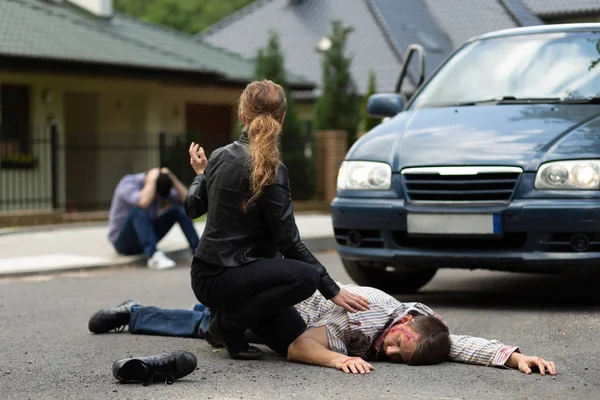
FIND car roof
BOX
[469,23,600,43]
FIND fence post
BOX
[158,130,166,168]
[50,120,59,210]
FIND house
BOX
[0,0,313,220]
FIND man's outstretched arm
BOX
[449,334,556,375]
[504,352,557,375]
[287,326,374,375]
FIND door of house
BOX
[64,92,99,211]
[185,103,234,157]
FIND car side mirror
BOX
[367,93,404,118]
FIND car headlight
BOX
[337,161,392,190]
[535,160,600,190]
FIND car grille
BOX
[402,166,522,203]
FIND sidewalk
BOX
[0,213,337,277]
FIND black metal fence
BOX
[0,123,57,212]
[0,122,202,213]
[0,122,318,213]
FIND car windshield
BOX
[410,31,600,109]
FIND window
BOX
[0,84,31,157]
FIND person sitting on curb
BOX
[107,167,200,270]
[87,282,556,376]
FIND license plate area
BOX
[406,213,502,235]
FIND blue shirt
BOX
[108,172,180,243]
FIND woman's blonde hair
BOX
[238,80,287,200]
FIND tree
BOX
[253,32,314,200]
[312,20,361,146]
[361,70,381,132]
[114,0,254,34]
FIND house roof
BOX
[500,0,545,26]
[369,0,454,81]
[0,0,313,88]
[197,0,415,97]
[198,0,545,98]
[521,0,600,18]
[423,0,541,50]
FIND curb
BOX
[0,236,339,279]
[0,221,106,237]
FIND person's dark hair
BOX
[238,79,287,201]
[156,172,173,198]
[407,315,451,366]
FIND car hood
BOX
[348,104,600,171]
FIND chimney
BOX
[67,0,113,18]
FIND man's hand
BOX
[147,167,160,181]
[139,168,160,208]
[330,288,370,313]
[189,142,208,175]
[160,167,189,204]
[506,353,557,376]
[288,326,374,374]
[160,167,172,176]
[335,357,374,375]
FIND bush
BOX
[361,70,381,132]
[312,20,361,147]
[253,31,314,200]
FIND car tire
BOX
[342,259,437,294]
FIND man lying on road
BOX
[88,282,556,376]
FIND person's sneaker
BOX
[88,300,140,334]
[147,250,176,270]
[112,350,198,386]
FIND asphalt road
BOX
[1,252,598,400]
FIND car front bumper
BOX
[331,197,600,271]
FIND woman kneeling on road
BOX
[184,79,370,360]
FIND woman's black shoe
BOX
[229,346,264,360]
[206,312,264,360]
[112,350,197,386]
[204,313,224,348]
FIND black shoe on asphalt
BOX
[88,300,140,334]
[112,350,198,386]
[229,346,264,361]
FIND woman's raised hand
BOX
[189,142,208,175]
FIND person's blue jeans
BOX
[129,305,212,339]
[113,206,200,258]
[127,304,298,355]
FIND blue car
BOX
[332,24,600,293]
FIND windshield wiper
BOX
[558,97,600,104]
[450,96,562,106]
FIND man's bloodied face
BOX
[382,315,420,363]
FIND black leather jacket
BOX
[184,133,340,299]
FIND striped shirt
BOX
[294,283,518,367]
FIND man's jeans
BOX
[129,305,212,339]
[128,305,293,355]
[113,206,200,258]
